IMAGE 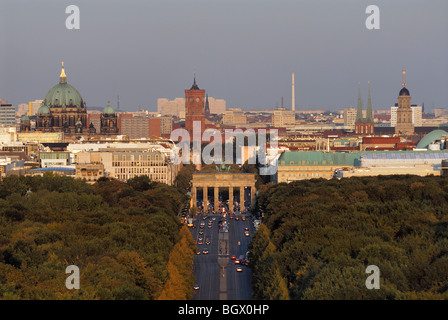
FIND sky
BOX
[1,0,447,112]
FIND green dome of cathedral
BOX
[42,62,85,109]
[37,104,51,115]
[102,103,115,115]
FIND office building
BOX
[272,108,295,128]
[76,147,181,185]
[120,117,150,139]
[222,108,247,126]
[0,104,16,126]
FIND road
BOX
[190,213,254,300]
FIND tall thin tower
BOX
[291,72,295,111]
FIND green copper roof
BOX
[102,104,115,115]
[279,151,361,167]
[279,150,448,168]
[37,104,51,115]
[416,130,448,149]
[43,82,85,108]
[43,63,85,109]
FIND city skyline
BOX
[1,0,447,112]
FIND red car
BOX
[231,255,236,260]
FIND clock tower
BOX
[185,75,206,138]
[395,68,414,135]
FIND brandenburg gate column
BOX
[229,187,234,212]
[203,186,208,211]
[240,186,244,210]
[214,186,219,213]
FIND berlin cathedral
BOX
[32,62,118,135]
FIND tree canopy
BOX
[250,175,448,300]
[0,173,196,300]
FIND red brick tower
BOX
[185,75,205,138]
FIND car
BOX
[244,227,249,231]
[236,266,243,272]
[235,217,239,221]
[206,240,211,245]
[194,283,200,290]
[199,230,204,235]
[244,231,250,237]
[242,216,246,221]
[231,255,236,260]
[198,241,203,245]
[202,249,209,254]
[196,250,201,255]
[234,259,240,264]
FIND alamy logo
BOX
[65,265,80,290]
[170,121,278,175]
[365,5,380,30]
[65,5,80,30]
[365,265,380,290]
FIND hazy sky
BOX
[1,0,447,112]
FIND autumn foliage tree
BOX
[0,174,196,300]
[250,175,448,300]
[158,226,197,300]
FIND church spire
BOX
[356,82,363,123]
[204,93,210,117]
[60,61,67,84]
[190,73,200,90]
[402,67,406,88]
[366,81,373,123]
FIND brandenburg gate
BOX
[191,172,257,212]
